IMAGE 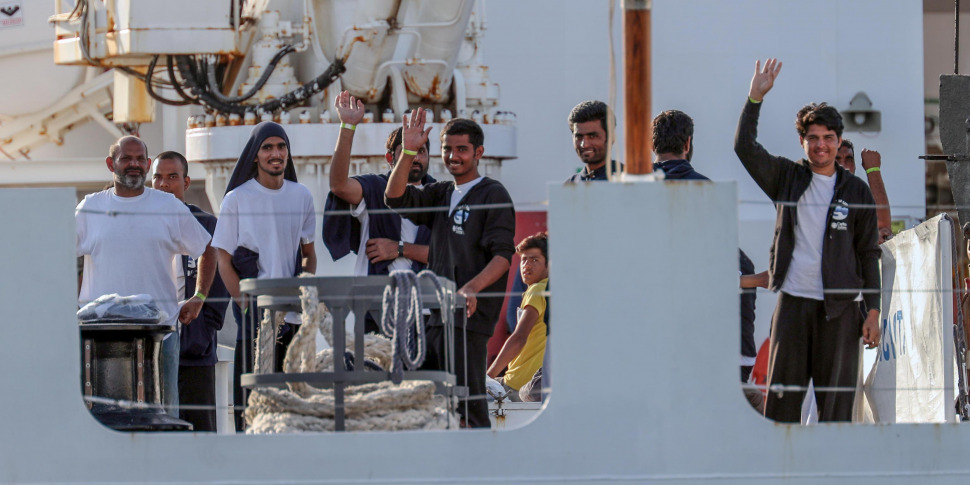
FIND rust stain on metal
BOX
[403,72,419,92]
[428,74,442,100]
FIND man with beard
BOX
[386,113,516,428]
[151,151,228,432]
[734,58,880,423]
[565,100,620,182]
[76,136,212,418]
[211,121,316,431]
[322,92,434,332]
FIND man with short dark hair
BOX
[566,100,620,182]
[835,139,893,243]
[651,110,759,382]
[211,122,317,431]
[322,92,434,334]
[734,58,881,423]
[77,136,212,420]
[151,151,228,432]
[385,113,516,428]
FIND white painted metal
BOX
[398,0,475,103]
[0,155,206,188]
[237,10,301,103]
[454,1,500,110]
[319,0,399,103]
[215,345,235,435]
[0,71,117,160]
[110,0,230,30]
[488,401,542,429]
[51,0,242,64]
[5,183,970,483]
[185,123,517,162]
[0,1,85,116]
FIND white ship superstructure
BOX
[2,0,970,482]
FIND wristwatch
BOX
[398,241,405,258]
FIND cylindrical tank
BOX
[312,0,400,102]
[399,0,475,103]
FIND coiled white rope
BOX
[380,269,449,383]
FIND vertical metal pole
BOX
[623,0,653,174]
[957,0,961,74]
[332,305,347,431]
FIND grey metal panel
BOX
[940,74,970,223]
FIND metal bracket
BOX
[919,154,970,162]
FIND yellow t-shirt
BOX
[503,278,548,390]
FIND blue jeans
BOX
[161,330,179,418]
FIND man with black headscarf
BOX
[211,121,317,431]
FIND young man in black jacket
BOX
[734,58,880,423]
[152,151,229,431]
[385,112,516,428]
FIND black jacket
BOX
[322,172,433,274]
[386,177,516,335]
[653,159,708,180]
[656,159,758,358]
[565,160,623,182]
[180,204,229,366]
[734,100,880,319]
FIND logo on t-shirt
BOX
[830,199,849,231]
[831,199,849,221]
[186,256,198,279]
[452,205,470,235]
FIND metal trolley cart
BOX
[239,275,466,431]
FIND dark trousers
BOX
[232,335,252,431]
[231,302,299,431]
[765,293,862,423]
[178,365,216,432]
[420,324,491,428]
[364,311,381,335]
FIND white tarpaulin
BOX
[863,214,957,423]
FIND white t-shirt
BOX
[350,196,420,277]
[450,176,484,215]
[211,178,316,279]
[781,172,837,300]
[173,255,186,299]
[76,189,211,327]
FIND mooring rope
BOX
[244,273,457,433]
[380,269,448,384]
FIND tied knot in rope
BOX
[380,270,447,383]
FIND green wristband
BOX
[748,96,762,104]
[340,122,356,131]
[402,148,418,156]
[866,166,880,174]
[194,291,206,302]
